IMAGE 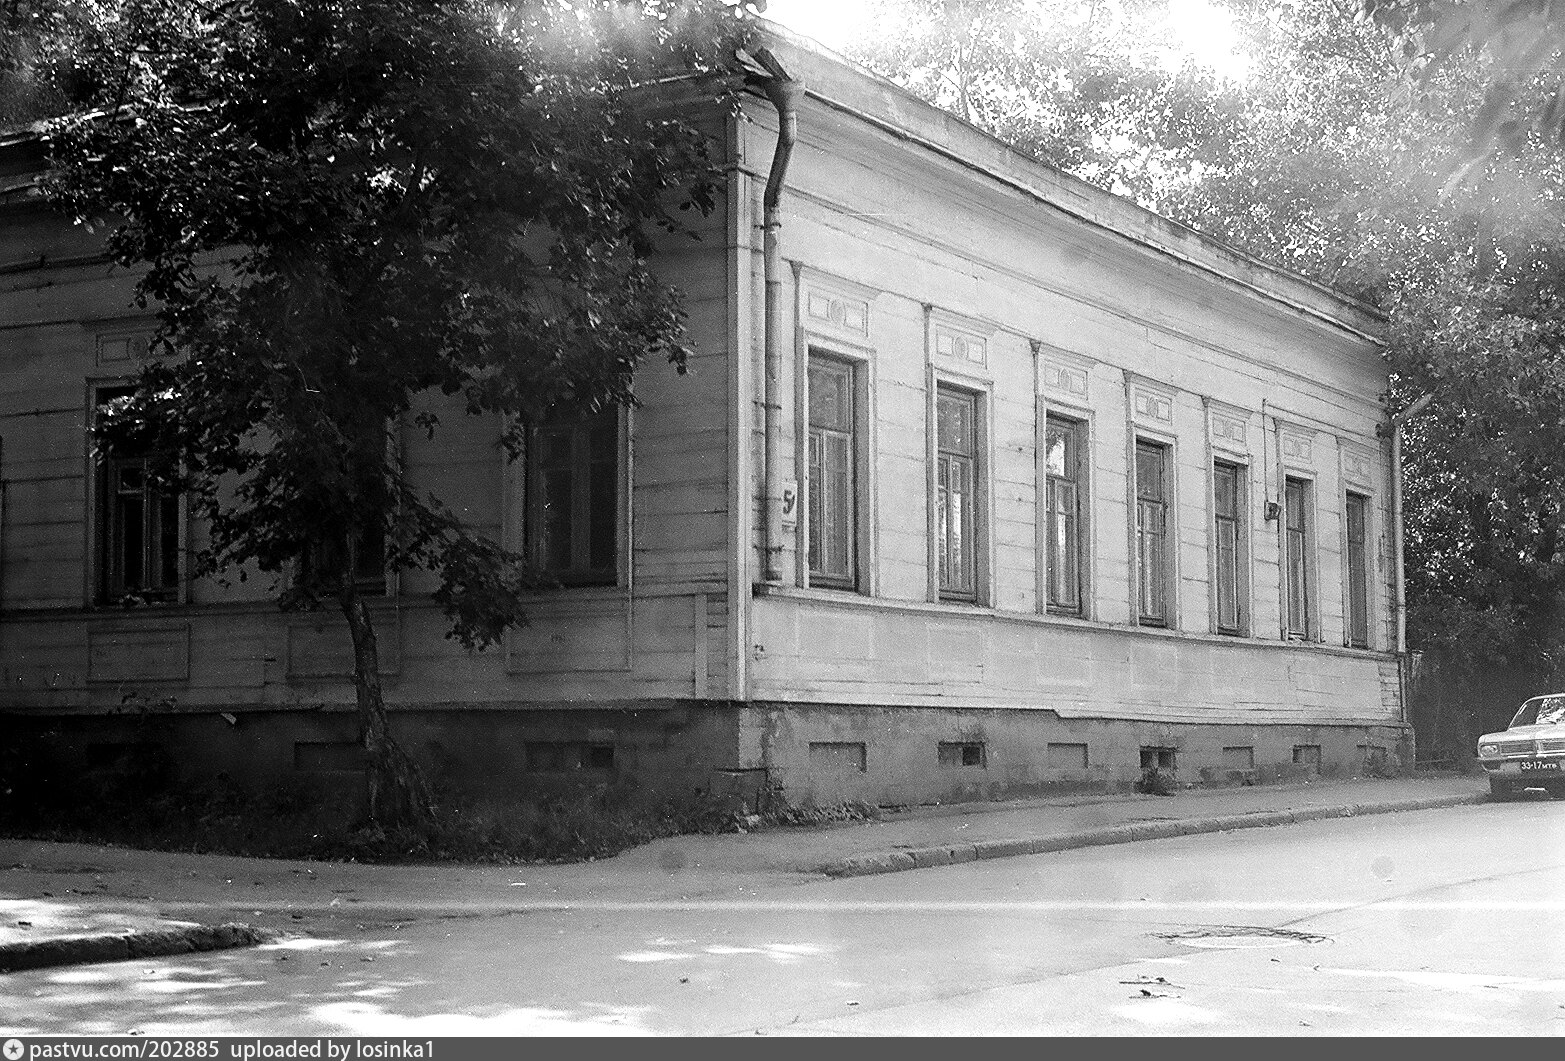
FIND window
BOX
[94,387,180,604]
[1345,492,1370,648]
[529,408,618,586]
[300,522,387,596]
[1044,415,1085,614]
[936,386,979,600]
[1284,476,1312,638]
[1134,440,1170,625]
[807,355,857,588]
[1213,460,1244,634]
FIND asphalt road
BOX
[2,797,1562,1036]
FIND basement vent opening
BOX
[1293,745,1322,769]
[809,741,867,773]
[1140,747,1176,771]
[938,742,985,768]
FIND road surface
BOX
[1,798,1561,1035]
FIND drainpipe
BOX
[1383,391,1434,725]
[752,48,802,585]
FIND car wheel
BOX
[1489,777,1517,800]
[1548,782,1565,801]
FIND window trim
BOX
[931,380,986,604]
[1042,412,1089,616]
[1133,437,1173,627]
[1344,490,1372,649]
[1211,458,1247,636]
[1283,474,1315,640]
[525,406,624,589]
[87,382,187,607]
[803,350,866,592]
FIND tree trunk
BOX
[339,584,434,832]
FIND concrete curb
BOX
[0,922,273,974]
[820,793,1485,878]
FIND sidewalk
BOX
[0,773,1488,972]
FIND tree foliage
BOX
[46,0,753,826]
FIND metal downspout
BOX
[756,51,801,585]
[1386,391,1433,724]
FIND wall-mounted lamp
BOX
[1263,501,1281,522]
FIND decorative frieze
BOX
[934,324,987,367]
[805,290,870,338]
[1280,430,1313,464]
[1042,360,1089,399]
[96,331,152,366]
[1210,410,1247,448]
[1132,385,1174,425]
[1342,444,1374,487]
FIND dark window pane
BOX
[541,468,573,571]
[1285,478,1310,636]
[1214,462,1242,633]
[807,356,857,587]
[937,391,974,457]
[937,387,978,599]
[1346,493,1369,647]
[1135,442,1168,624]
[1045,417,1084,613]
[159,492,181,588]
[531,410,618,585]
[588,459,616,572]
[808,359,852,433]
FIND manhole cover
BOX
[1156,926,1329,949]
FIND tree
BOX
[46,0,754,831]
[1358,0,1565,176]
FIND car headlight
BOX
[1479,743,1499,757]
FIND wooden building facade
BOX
[0,29,1408,809]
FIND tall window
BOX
[1284,476,1312,638]
[1135,440,1170,626]
[94,387,180,604]
[1044,415,1085,614]
[529,408,618,586]
[936,386,979,600]
[807,355,856,588]
[1213,460,1244,634]
[1345,492,1370,648]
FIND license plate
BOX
[1518,760,1561,772]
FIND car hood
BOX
[1479,723,1565,743]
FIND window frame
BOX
[934,383,983,603]
[525,406,622,589]
[1043,413,1088,616]
[1344,490,1371,648]
[1133,438,1172,627]
[805,352,860,591]
[1212,458,1247,635]
[88,383,186,607]
[1283,475,1314,639]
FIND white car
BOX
[1477,693,1565,799]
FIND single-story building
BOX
[0,25,1409,810]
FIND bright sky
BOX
[760,0,1252,80]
